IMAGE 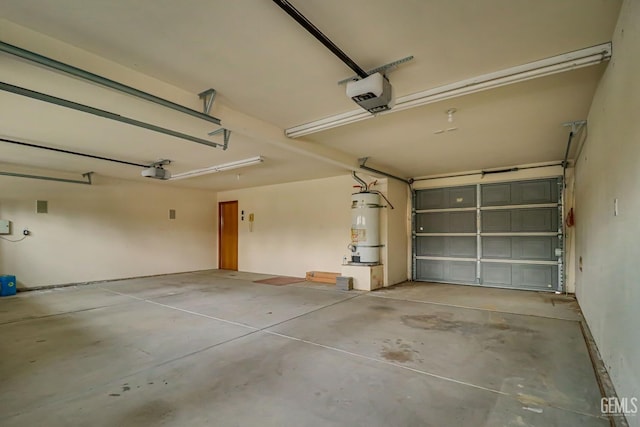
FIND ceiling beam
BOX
[218,105,358,171]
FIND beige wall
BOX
[0,170,217,288]
[217,175,354,278]
[574,1,640,422]
[217,174,408,285]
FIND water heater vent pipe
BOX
[351,171,368,192]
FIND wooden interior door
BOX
[218,201,238,270]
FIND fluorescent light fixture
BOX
[170,156,263,181]
[286,43,612,138]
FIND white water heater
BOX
[350,192,381,264]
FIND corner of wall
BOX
[574,1,640,421]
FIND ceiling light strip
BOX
[286,43,611,138]
[170,156,264,181]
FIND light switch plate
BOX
[0,219,10,234]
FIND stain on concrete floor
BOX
[400,313,535,335]
[380,338,422,363]
[369,305,396,312]
[380,349,413,363]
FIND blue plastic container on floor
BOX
[0,275,17,296]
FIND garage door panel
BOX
[448,186,476,208]
[484,236,558,260]
[416,186,476,210]
[416,212,475,233]
[482,208,557,233]
[481,211,511,232]
[512,264,558,290]
[482,237,512,258]
[416,260,476,283]
[482,263,512,286]
[480,179,559,206]
[481,263,558,290]
[416,236,445,256]
[416,236,476,258]
[513,236,558,260]
[450,212,476,232]
[416,212,446,232]
[519,180,558,204]
[416,188,446,210]
[512,208,557,232]
[449,262,477,282]
[417,260,445,281]
[481,183,511,206]
[448,237,477,258]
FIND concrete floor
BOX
[0,271,608,426]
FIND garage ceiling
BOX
[0,0,622,189]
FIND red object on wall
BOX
[565,207,575,227]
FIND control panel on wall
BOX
[239,210,255,231]
[0,219,10,235]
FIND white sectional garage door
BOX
[412,178,563,292]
